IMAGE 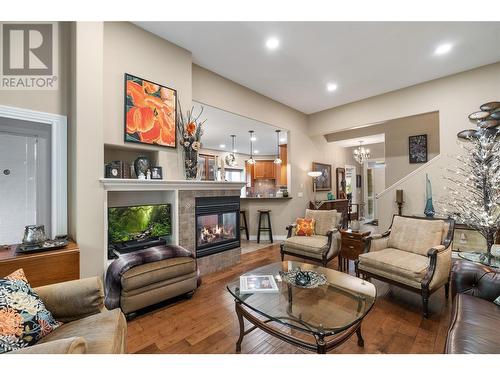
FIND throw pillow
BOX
[295,218,315,236]
[0,268,61,353]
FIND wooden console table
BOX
[0,241,79,287]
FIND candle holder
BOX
[396,189,404,216]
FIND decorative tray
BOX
[279,269,327,289]
[16,239,69,254]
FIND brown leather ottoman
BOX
[120,257,198,316]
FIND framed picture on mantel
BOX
[312,162,332,191]
[408,134,427,164]
[124,73,177,149]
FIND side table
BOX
[339,229,370,273]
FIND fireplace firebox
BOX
[195,196,240,258]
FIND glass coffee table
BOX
[226,261,376,354]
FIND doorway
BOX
[364,159,386,222]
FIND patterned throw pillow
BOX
[0,269,61,353]
[295,218,315,236]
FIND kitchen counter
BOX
[240,196,292,200]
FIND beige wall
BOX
[325,112,439,187]
[309,62,500,230]
[103,22,192,181]
[193,65,313,237]
[0,22,71,116]
[70,22,105,278]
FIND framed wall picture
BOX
[408,134,428,164]
[150,166,163,180]
[312,162,332,191]
[124,73,177,148]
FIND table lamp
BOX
[307,171,322,208]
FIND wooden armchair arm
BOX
[285,224,296,238]
[421,245,448,289]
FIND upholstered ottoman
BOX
[119,257,198,317]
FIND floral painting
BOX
[125,73,177,148]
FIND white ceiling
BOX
[135,22,500,114]
[194,101,286,155]
[332,134,385,148]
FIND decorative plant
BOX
[440,101,500,262]
[176,99,206,179]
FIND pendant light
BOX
[230,134,237,153]
[274,129,282,164]
[247,130,256,165]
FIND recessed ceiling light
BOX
[326,83,338,92]
[434,43,453,55]
[254,150,259,154]
[232,149,238,153]
[265,37,280,50]
[219,144,226,148]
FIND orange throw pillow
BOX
[295,218,315,236]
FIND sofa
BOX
[10,277,127,354]
[445,260,500,354]
[355,215,455,318]
[280,209,342,267]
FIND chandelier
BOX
[353,141,370,164]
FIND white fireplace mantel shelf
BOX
[99,178,246,192]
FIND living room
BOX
[1,2,500,373]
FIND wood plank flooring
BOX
[127,244,451,354]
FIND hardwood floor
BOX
[127,244,451,354]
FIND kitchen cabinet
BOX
[198,154,216,181]
[254,160,275,179]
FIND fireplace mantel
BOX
[100,178,245,192]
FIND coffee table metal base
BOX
[234,300,364,354]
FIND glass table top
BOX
[458,251,500,269]
[226,261,376,336]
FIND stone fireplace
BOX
[178,188,243,276]
[195,196,240,258]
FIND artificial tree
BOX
[441,101,500,262]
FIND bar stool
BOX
[240,210,249,241]
[257,209,273,243]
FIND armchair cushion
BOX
[284,235,329,254]
[387,216,444,256]
[358,248,429,287]
[305,209,337,235]
[34,277,104,323]
[369,235,390,252]
[37,308,126,354]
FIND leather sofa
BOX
[445,260,500,354]
[10,277,127,354]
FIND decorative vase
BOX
[424,173,435,217]
[183,149,199,180]
[133,156,151,179]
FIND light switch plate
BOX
[298,192,303,197]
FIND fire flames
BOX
[199,224,235,245]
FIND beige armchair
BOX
[355,215,455,318]
[280,209,342,267]
[10,277,127,354]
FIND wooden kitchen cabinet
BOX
[254,160,275,179]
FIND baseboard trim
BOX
[247,235,286,241]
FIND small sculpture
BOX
[294,269,311,287]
